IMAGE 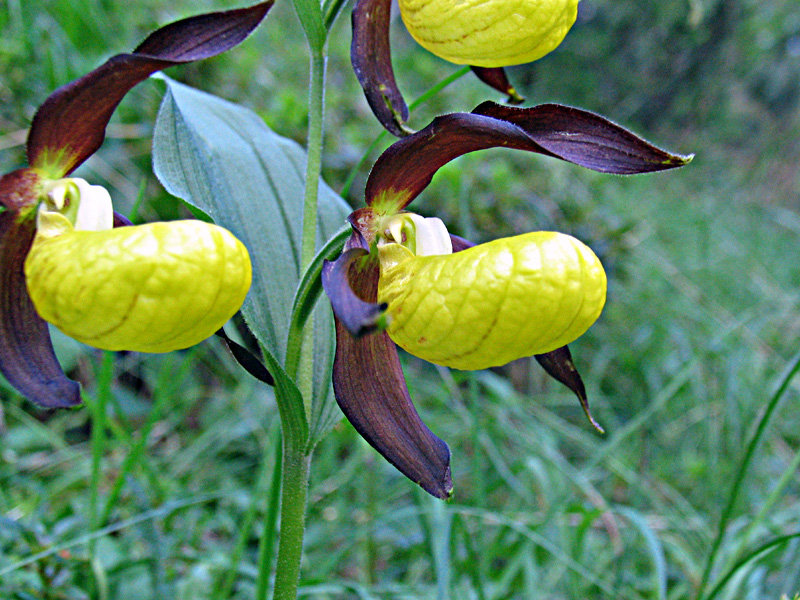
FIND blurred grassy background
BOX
[1,0,799,598]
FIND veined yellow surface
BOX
[399,0,580,67]
[378,231,605,370]
[25,220,251,353]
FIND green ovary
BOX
[378,231,605,370]
[399,0,579,68]
[25,220,251,353]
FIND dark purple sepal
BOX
[328,241,452,498]
[470,67,524,104]
[215,328,275,386]
[333,317,453,498]
[365,105,692,214]
[351,0,412,137]
[450,234,475,253]
[0,212,81,408]
[535,345,604,433]
[365,112,538,213]
[27,1,273,176]
[113,212,133,227]
[472,102,694,174]
[322,247,387,337]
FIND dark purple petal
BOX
[322,248,387,337]
[351,0,412,137]
[333,318,453,498]
[27,1,273,176]
[215,328,275,386]
[113,212,133,227]
[472,101,694,174]
[450,234,475,253]
[535,345,604,433]
[365,112,540,213]
[365,104,692,214]
[327,244,452,498]
[470,67,524,104]
[0,212,81,408]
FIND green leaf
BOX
[151,76,349,437]
[292,0,326,52]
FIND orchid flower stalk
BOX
[323,101,692,498]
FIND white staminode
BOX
[40,178,114,232]
[384,213,453,256]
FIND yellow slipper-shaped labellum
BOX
[25,219,252,353]
[378,231,605,370]
[398,0,580,68]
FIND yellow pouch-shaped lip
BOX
[378,231,605,370]
[24,219,252,353]
[399,0,580,68]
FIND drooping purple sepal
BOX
[324,231,453,498]
[0,212,81,408]
[365,104,693,214]
[535,345,604,433]
[27,1,273,176]
[351,0,411,137]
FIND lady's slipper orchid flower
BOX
[351,0,578,135]
[0,3,271,409]
[322,101,693,498]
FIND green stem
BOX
[253,432,285,600]
[271,446,312,600]
[268,40,329,600]
[300,48,327,271]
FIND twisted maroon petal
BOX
[365,105,692,214]
[27,1,273,175]
[0,210,81,408]
[324,233,452,498]
[351,0,411,137]
[535,346,604,433]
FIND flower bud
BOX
[25,211,251,353]
[398,0,579,68]
[378,231,605,370]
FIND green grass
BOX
[2,0,800,598]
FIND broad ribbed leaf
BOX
[152,78,350,438]
[27,2,272,176]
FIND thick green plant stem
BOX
[269,40,329,600]
[271,446,312,600]
[300,49,327,271]
[253,432,285,600]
